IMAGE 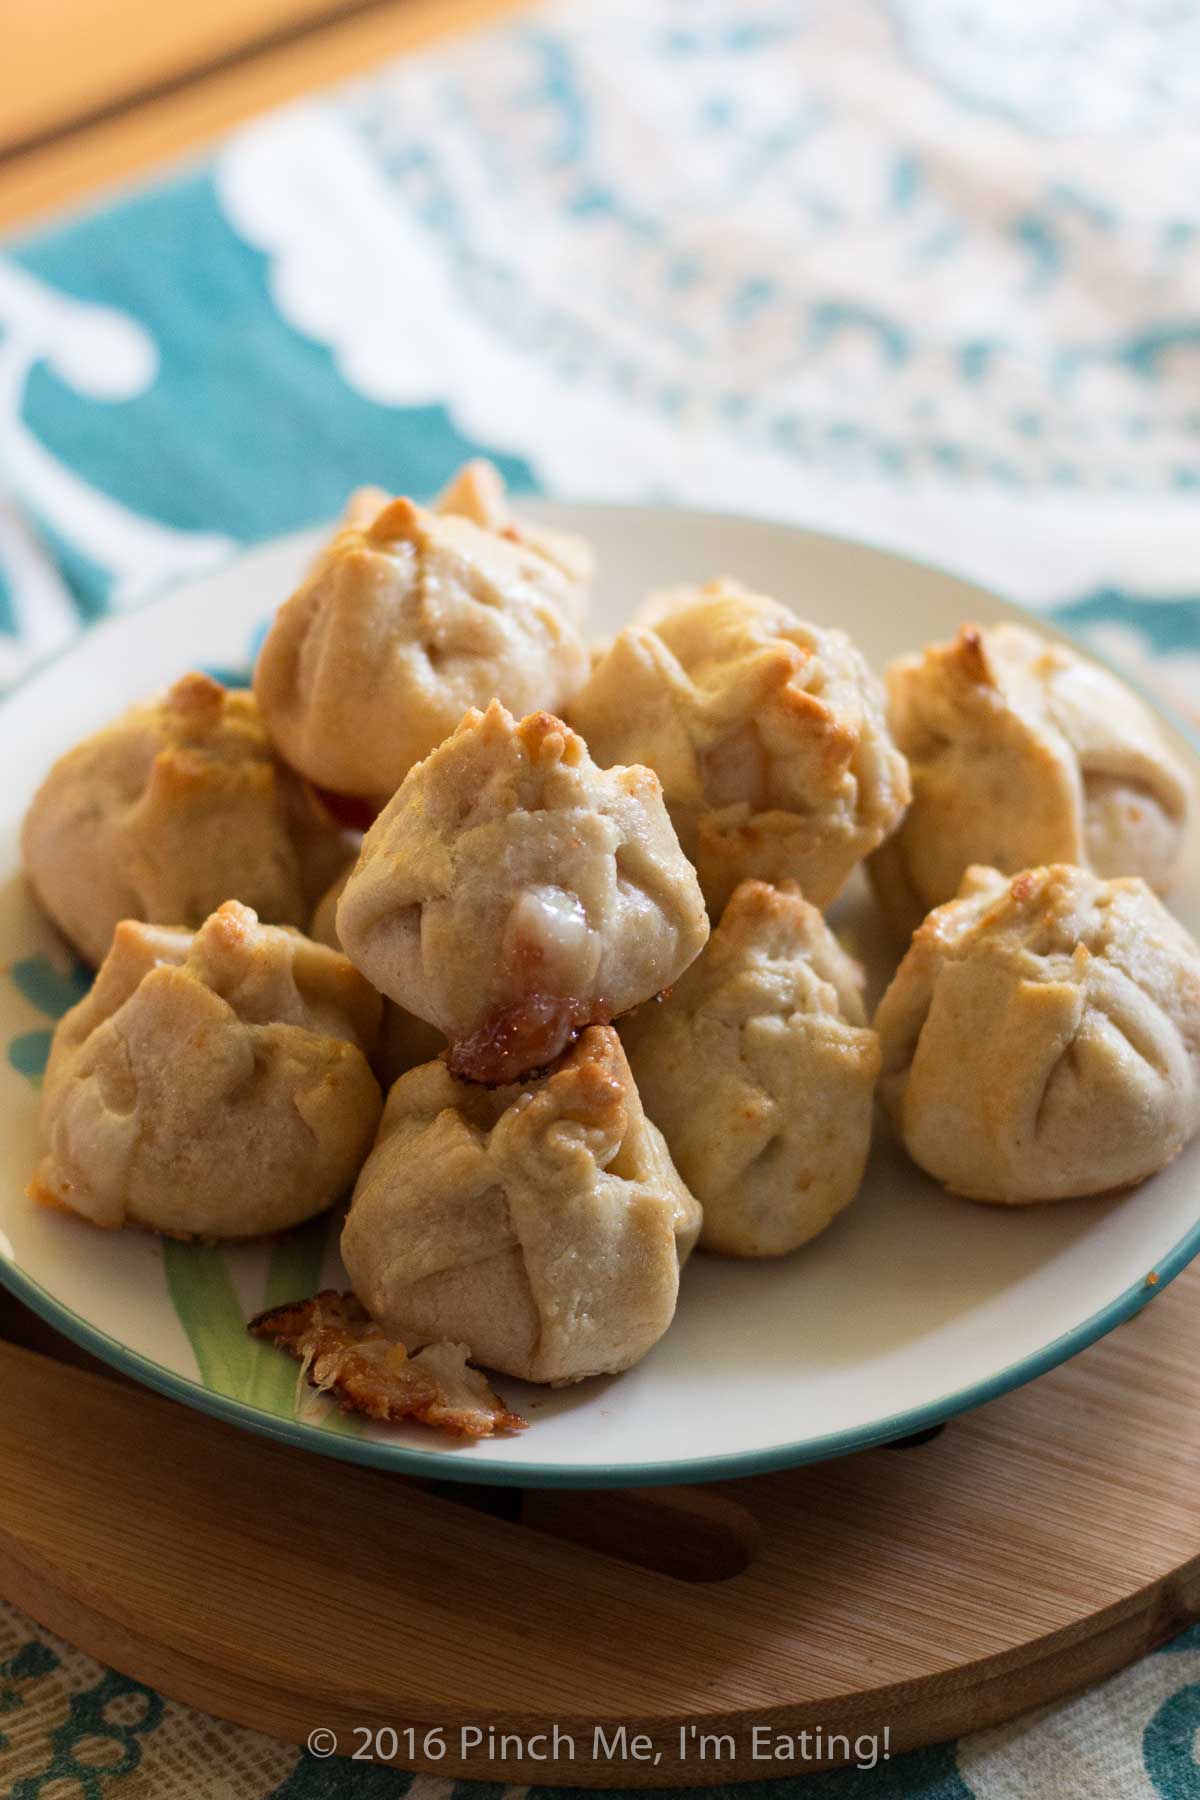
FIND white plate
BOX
[2,505,1197,1488]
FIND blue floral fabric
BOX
[1,2,1198,1794]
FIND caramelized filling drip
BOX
[446,993,606,1086]
[312,786,380,832]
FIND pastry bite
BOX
[871,622,1193,939]
[875,864,1200,1204]
[341,1027,702,1385]
[433,459,593,618]
[568,578,910,918]
[311,863,446,1084]
[336,702,710,1084]
[253,476,590,802]
[32,901,382,1239]
[621,880,880,1256]
[328,461,592,611]
[250,1292,526,1438]
[21,672,350,966]
[335,485,392,534]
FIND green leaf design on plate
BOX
[163,1243,259,1399]
[5,957,90,1080]
[252,1215,366,1435]
[164,1214,362,1436]
[6,954,92,1084]
[8,1029,51,1087]
[9,954,91,1019]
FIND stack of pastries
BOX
[22,464,1200,1437]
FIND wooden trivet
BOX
[2,1264,1198,1786]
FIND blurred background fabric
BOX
[0,0,1197,705]
[1,2,1199,1796]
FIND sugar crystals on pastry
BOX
[568,578,910,918]
[341,1027,701,1385]
[32,901,382,1239]
[21,672,350,966]
[875,863,1200,1204]
[253,475,590,803]
[871,622,1193,939]
[621,879,880,1256]
[336,702,710,1083]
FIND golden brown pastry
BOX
[336,702,710,1083]
[21,672,350,966]
[568,578,910,917]
[871,622,1193,939]
[621,880,880,1255]
[875,863,1200,1203]
[331,460,592,616]
[433,459,592,619]
[334,485,392,533]
[32,901,382,1239]
[341,1027,701,1384]
[253,476,590,802]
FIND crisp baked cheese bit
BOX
[250,1292,526,1438]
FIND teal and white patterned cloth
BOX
[2,2,1199,1795]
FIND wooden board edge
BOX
[4,1523,1198,1785]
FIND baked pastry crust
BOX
[33,901,382,1238]
[21,672,350,966]
[433,459,592,615]
[568,579,910,917]
[341,1026,702,1385]
[621,880,879,1255]
[334,461,592,614]
[875,863,1200,1203]
[336,702,709,1083]
[253,477,590,802]
[871,622,1193,938]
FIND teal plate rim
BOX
[1,1230,1196,1487]
[2,502,1199,1490]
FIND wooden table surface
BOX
[0,0,524,232]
